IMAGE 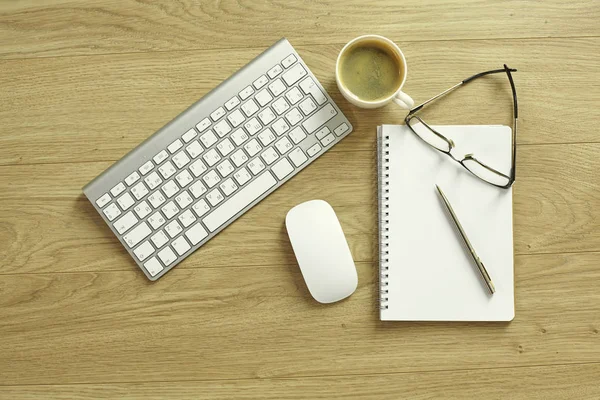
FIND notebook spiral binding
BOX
[378,132,391,311]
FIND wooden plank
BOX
[1,364,599,399]
[0,38,599,166]
[0,0,598,59]
[0,252,599,385]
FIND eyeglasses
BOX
[405,64,518,188]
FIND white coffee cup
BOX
[336,35,414,110]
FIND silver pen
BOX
[435,185,496,295]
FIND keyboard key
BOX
[320,133,336,147]
[182,128,197,143]
[272,97,290,115]
[103,203,121,221]
[239,85,254,100]
[275,137,293,154]
[192,199,210,218]
[258,107,276,125]
[231,148,249,167]
[299,97,317,115]
[315,126,331,140]
[134,201,152,219]
[151,230,169,248]
[244,138,262,157]
[244,118,262,136]
[285,108,303,126]
[96,193,111,208]
[253,74,269,89]
[285,87,303,105]
[227,109,245,128]
[203,148,222,167]
[148,211,166,229]
[172,151,191,169]
[159,161,177,179]
[178,209,197,228]
[268,64,283,78]
[158,246,177,266]
[161,201,179,219]
[255,89,273,106]
[271,118,290,136]
[148,191,166,209]
[302,103,337,133]
[220,178,238,196]
[234,167,252,186]
[196,118,211,133]
[172,236,191,256]
[161,180,179,198]
[110,182,126,197]
[289,126,307,144]
[225,96,241,110]
[248,158,265,175]
[144,171,162,190]
[307,143,322,157]
[217,138,235,157]
[207,188,225,206]
[210,107,226,121]
[185,223,208,245]
[200,130,218,148]
[175,190,193,209]
[153,150,169,164]
[189,159,207,177]
[282,63,307,86]
[165,220,183,238]
[125,171,140,186]
[260,147,279,165]
[144,257,164,277]
[185,140,203,159]
[203,171,277,232]
[134,240,155,262]
[214,119,232,138]
[282,54,297,68]
[130,181,148,201]
[175,170,193,188]
[139,161,154,176]
[241,99,259,117]
[272,158,294,180]
[203,170,221,188]
[258,128,276,146]
[123,222,152,248]
[289,147,308,167]
[299,77,327,105]
[268,78,286,97]
[231,129,249,146]
[168,139,183,154]
[114,211,138,234]
[117,192,135,211]
[334,122,350,136]
[216,159,235,177]
[189,181,207,198]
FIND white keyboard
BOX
[83,38,353,280]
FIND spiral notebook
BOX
[377,124,515,321]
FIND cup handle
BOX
[393,91,414,110]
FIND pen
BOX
[435,185,496,295]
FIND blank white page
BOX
[380,125,514,321]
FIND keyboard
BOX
[83,38,353,280]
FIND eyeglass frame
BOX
[404,64,518,189]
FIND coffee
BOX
[338,40,404,102]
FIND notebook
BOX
[377,124,514,321]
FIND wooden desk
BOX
[1,1,599,398]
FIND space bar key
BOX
[202,171,277,232]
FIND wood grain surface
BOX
[1,1,599,399]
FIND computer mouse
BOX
[285,199,358,304]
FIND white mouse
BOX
[285,199,358,304]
